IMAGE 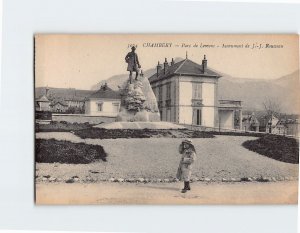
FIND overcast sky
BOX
[35,34,299,90]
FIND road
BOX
[36,181,298,205]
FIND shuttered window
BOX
[97,102,103,111]
[192,83,202,99]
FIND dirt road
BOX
[36,181,298,205]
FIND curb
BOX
[36,175,298,183]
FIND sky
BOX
[35,34,299,90]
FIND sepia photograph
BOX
[34,34,299,204]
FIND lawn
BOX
[74,128,215,139]
[36,138,107,164]
[35,121,95,132]
[242,134,299,164]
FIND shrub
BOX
[35,139,107,164]
[242,134,299,164]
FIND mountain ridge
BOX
[36,61,299,114]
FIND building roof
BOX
[65,96,87,102]
[36,95,50,102]
[149,58,221,83]
[50,100,68,107]
[35,87,94,102]
[256,112,281,126]
[88,85,121,100]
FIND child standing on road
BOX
[176,139,197,193]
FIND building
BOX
[65,97,86,109]
[279,115,299,136]
[50,101,69,113]
[35,95,51,111]
[148,55,242,129]
[242,112,260,132]
[256,113,289,135]
[85,83,121,117]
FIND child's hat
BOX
[182,139,193,145]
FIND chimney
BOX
[164,58,169,74]
[157,61,162,77]
[45,87,49,97]
[101,82,108,90]
[202,55,207,73]
[171,58,175,66]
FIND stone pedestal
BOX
[116,75,160,122]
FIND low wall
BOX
[52,114,116,124]
[181,123,299,139]
[181,124,266,134]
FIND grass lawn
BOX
[35,121,95,132]
[74,128,215,139]
[242,134,299,164]
[36,139,107,164]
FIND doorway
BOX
[167,109,171,122]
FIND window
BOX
[97,102,103,111]
[192,83,202,99]
[166,83,171,100]
[193,109,202,125]
[158,86,162,101]
[112,102,120,112]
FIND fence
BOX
[180,123,299,139]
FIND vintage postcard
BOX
[35,34,299,204]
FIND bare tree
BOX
[262,98,281,116]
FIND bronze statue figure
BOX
[125,46,141,84]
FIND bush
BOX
[242,134,299,164]
[36,139,107,164]
[35,122,94,132]
[35,111,52,120]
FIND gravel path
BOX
[36,132,298,181]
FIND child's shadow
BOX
[141,185,180,191]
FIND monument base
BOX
[116,75,160,122]
[116,108,160,122]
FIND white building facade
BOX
[35,95,51,111]
[149,56,242,129]
[85,84,121,117]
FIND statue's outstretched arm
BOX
[125,53,130,62]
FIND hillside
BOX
[35,87,94,101]
[91,58,183,91]
[92,62,299,114]
[36,61,299,114]
[218,70,299,114]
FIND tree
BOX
[262,98,282,134]
[262,98,281,116]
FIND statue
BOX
[125,46,141,84]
